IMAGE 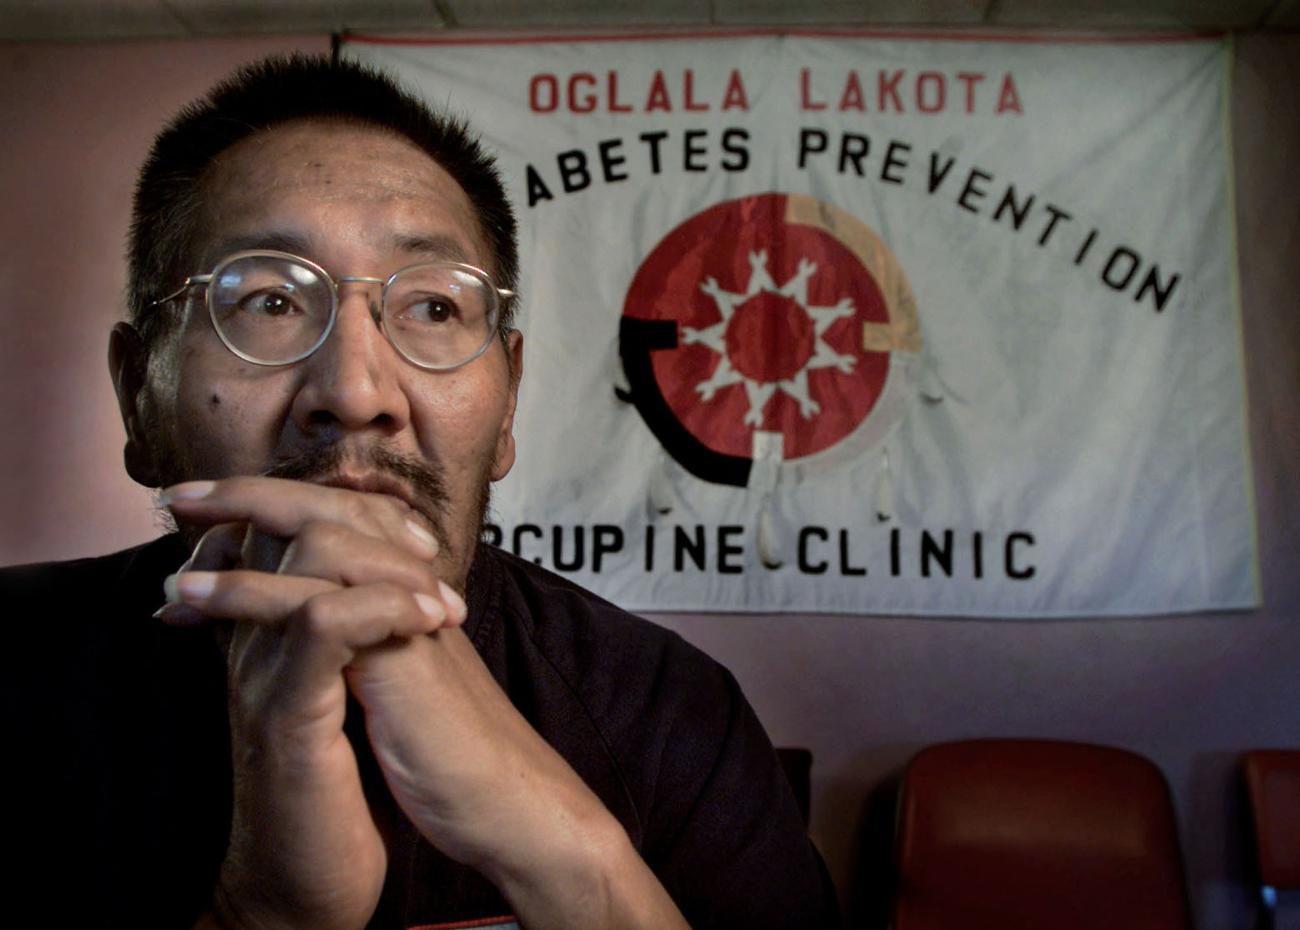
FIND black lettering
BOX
[592,524,624,572]
[992,184,1035,230]
[890,526,901,576]
[838,132,869,176]
[1074,228,1098,265]
[972,531,984,579]
[556,150,591,194]
[598,138,628,183]
[798,128,828,169]
[674,525,706,571]
[1102,246,1141,292]
[525,164,554,207]
[718,525,744,574]
[957,167,991,213]
[683,129,708,172]
[482,523,502,547]
[880,139,911,185]
[1135,265,1180,312]
[553,526,584,572]
[644,524,655,571]
[920,529,954,578]
[639,130,669,174]
[927,152,956,193]
[1006,532,1035,579]
[721,128,750,172]
[838,529,867,576]
[512,523,544,564]
[1037,203,1072,246]
[797,526,829,575]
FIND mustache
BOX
[263,442,451,549]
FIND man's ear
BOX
[491,329,524,482]
[108,322,162,488]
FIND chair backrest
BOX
[892,738,1192,930]
[1243,749,1300,890]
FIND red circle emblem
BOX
[623,193,895,460]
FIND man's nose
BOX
[289,285,411,436]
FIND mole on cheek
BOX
[209,394,221,409]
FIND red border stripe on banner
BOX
[343,28,1225,47]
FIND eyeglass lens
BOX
[209,253,495,368]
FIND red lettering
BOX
[607,71,632,113]
[838,71,866,112]
[800,68,826,111]
[957,72,983,114]
[529,74,558,113]
[916,71,945,113]
[568,72,597,113]
[722,69,749,111]
[683,69,708,111]
[646,70,671,112]
[878,69,904,112]
[996,73,1023,114]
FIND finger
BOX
[160,570,457,636]
[278,521,467,624]
[157,569,334,626]
[154,523,247,623]
[161,477,438,559]
[187,522,248,572]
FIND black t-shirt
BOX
[3,535,839,929]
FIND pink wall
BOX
[0,37,330,567]
[1,33,1296,930]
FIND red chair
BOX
[892,739,1192,930]
[1243,750,1300,930]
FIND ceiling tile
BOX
[711,0,985,26]
[166,0,446,35]
[442,0,711,28]
[0,0,186,40]
[991,0,1274,28]
[1264,0,1300,25]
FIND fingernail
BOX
[161,481,216,504]
[164,571,218,604]
[406,518,438,556]
[413,591,446,624]
[438,580,468,624]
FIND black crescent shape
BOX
[618,316,752,488]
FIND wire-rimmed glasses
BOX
[153,249,513,371]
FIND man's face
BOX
[130,119,521,588]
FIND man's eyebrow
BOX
[206,231,313,260]
[394,234,472,263]
[201,231,474,267]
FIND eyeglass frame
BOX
[151,249,516,371]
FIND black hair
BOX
[128,53,518,346]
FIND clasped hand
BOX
[156,477,642,930]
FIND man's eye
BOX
[404,298,459,324]
[238,290,300,317]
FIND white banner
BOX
[346,31,1257,617]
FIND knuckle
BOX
[296,592,337,638]
[297,519,344,552]
[372,582,413,617]
[344,495,372,527]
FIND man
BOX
[3,56,837,929]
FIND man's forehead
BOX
[203,229,475,267]
[207,118,445,193]
[195,119,488,267]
